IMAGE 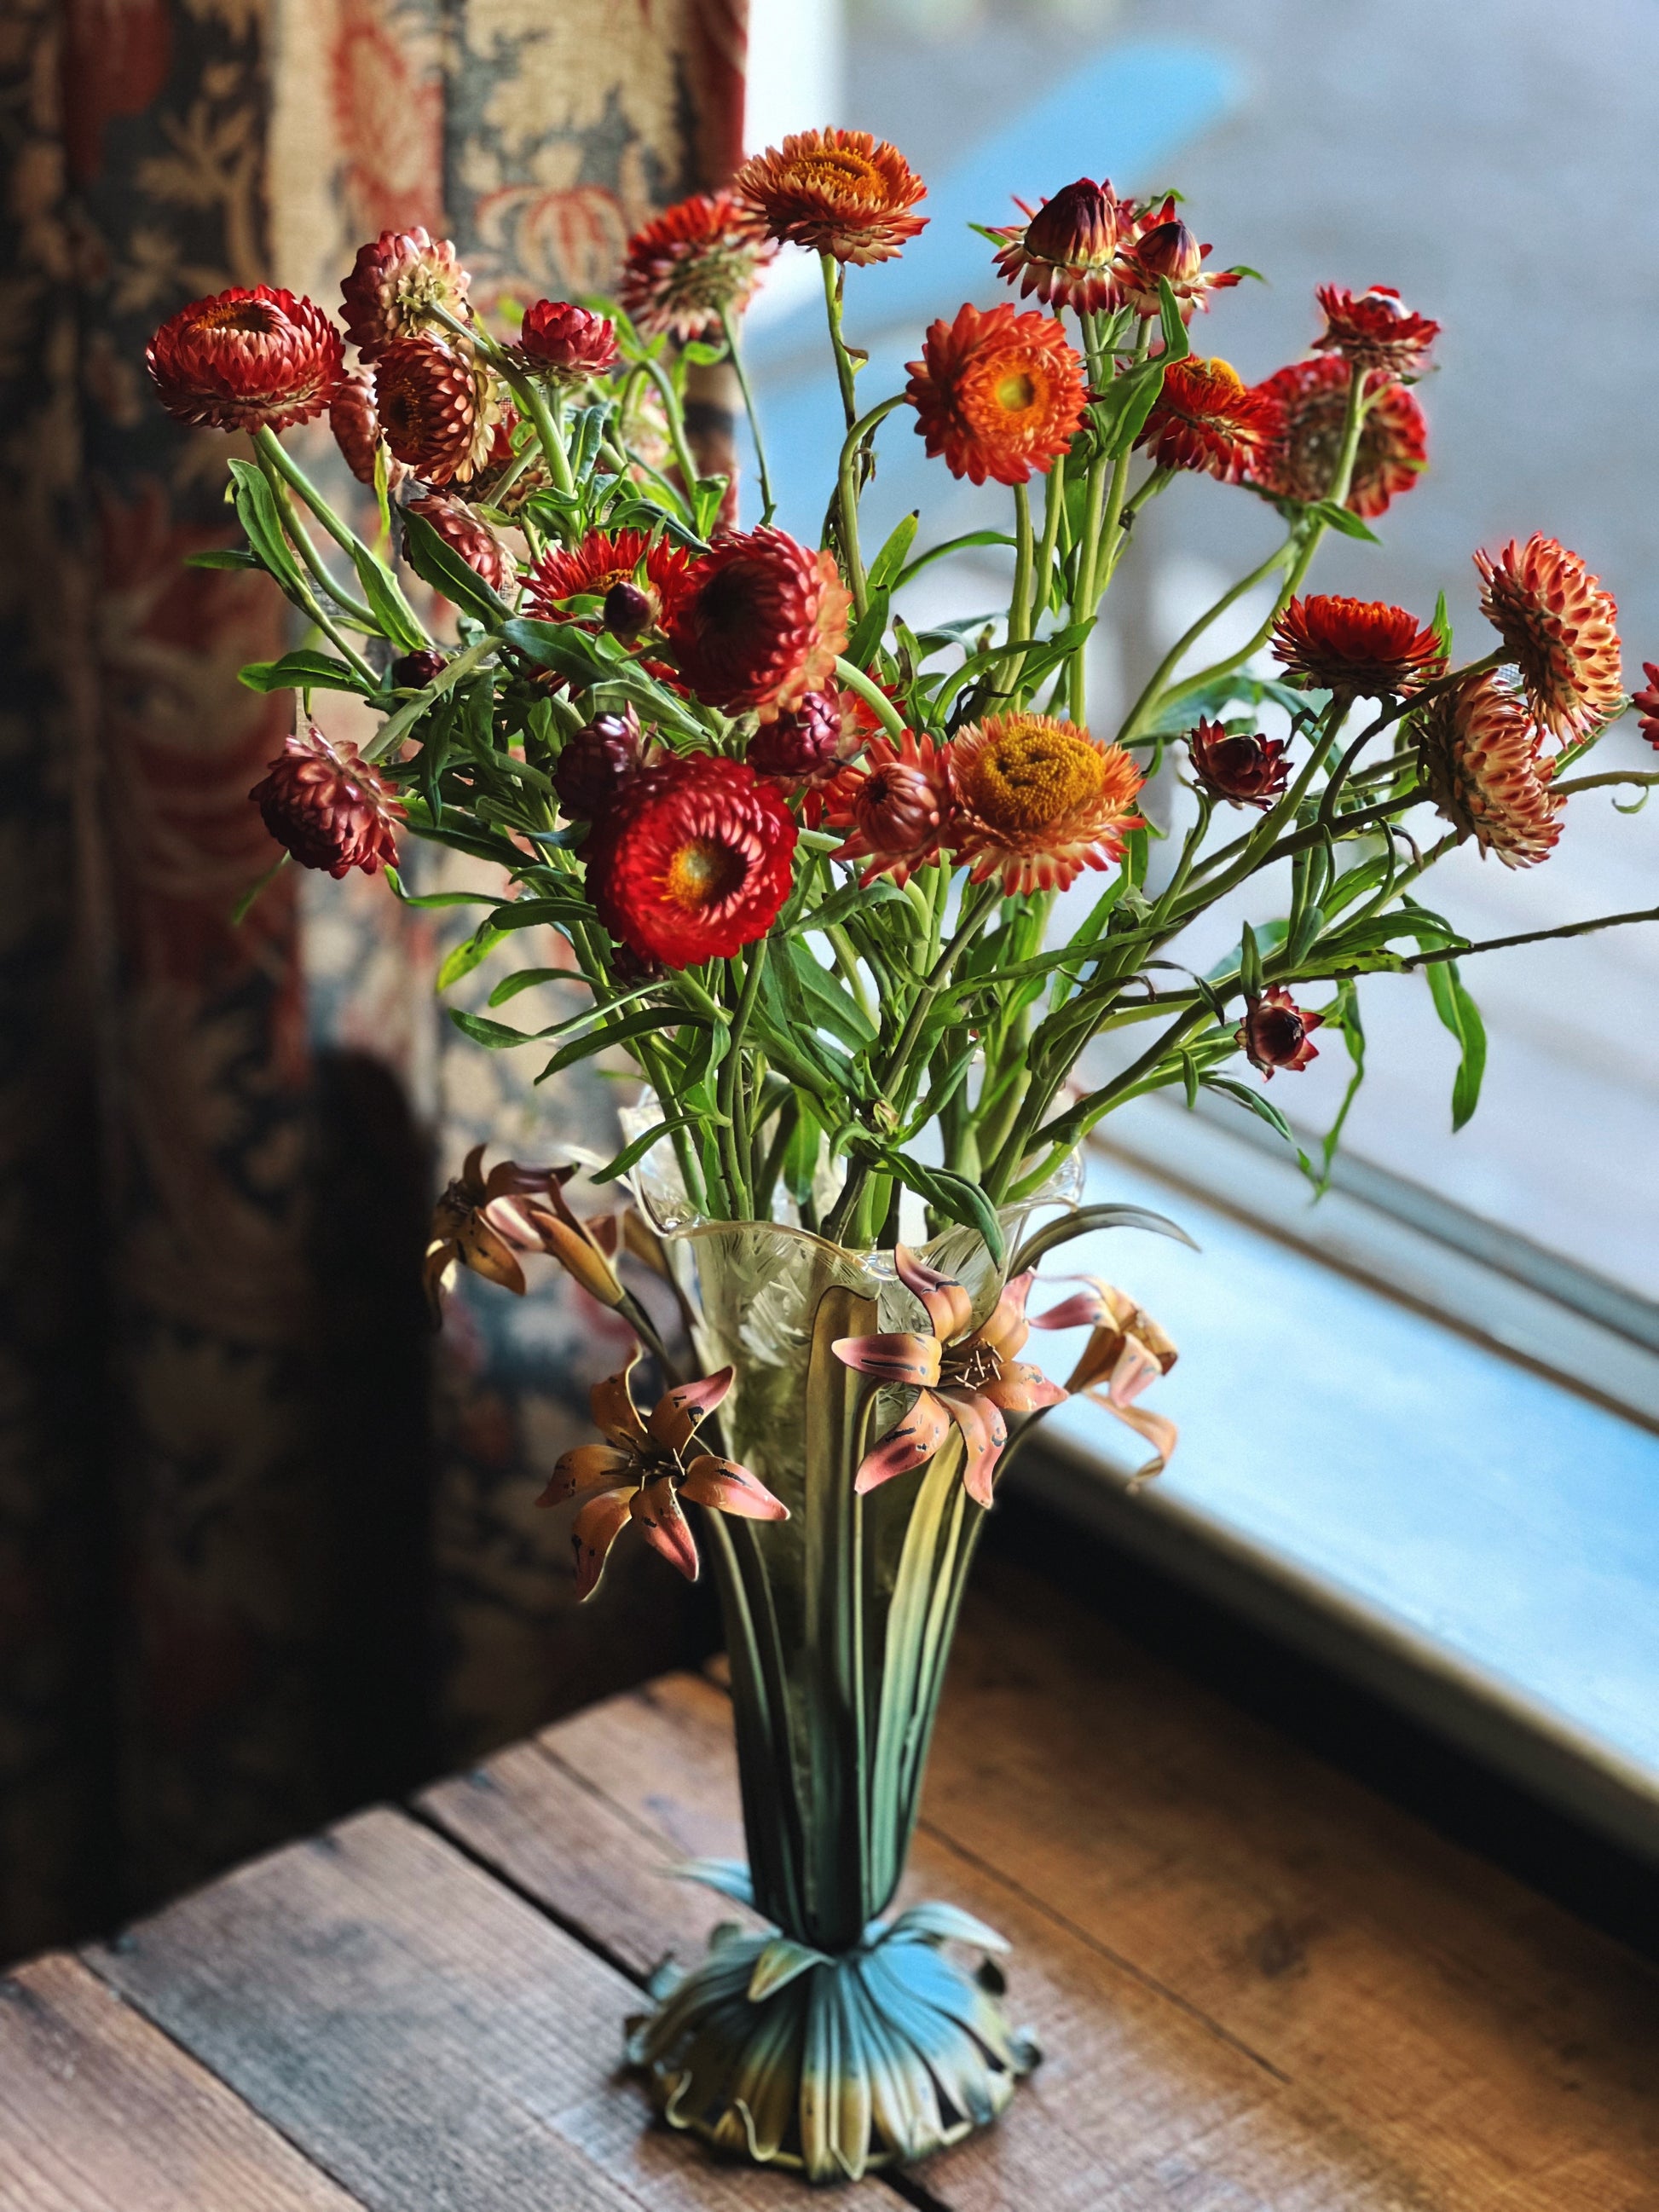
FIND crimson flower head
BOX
[989,176,1130,314]
[949,714,1145,895]
[1114,205,1241,321]
[374,337,500,485]
[1250,358,1426,519]
[1314,284,1438,377]
[734,127,928,264]
[583,753,797,969]
[666,527,851,721]
[1271,594,1445,695]
[527,528,691,631]
[1187,719,1291,810]
[1473,534,1622,742]
[1415,673,1563,868]
[552,708,645,822]
[1138,355,1281,483]
[517,299,618,381]
[147,285,344,434]
[402,490,512,598]
[249,726,403,879]
[1237,986,1322,1077]
[340,227,470,358]
[620,190,777,342]
[906,301,1089,487]
[822,728,953,887]
[329,366,408,489]
[1632,662,1659,752]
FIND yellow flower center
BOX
[792,149,885,203]
[960,721,1105,833]
[198,297,280,336]
[995,371,1038,413]
[664,837,744,910]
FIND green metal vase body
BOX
[627,1218,1038,2181]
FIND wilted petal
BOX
[679,1453,789,1521]
[591,1352,647,1447]
[572,1488,633,1599]
[980,1360,1066,1414]
[454,1214,527,1295]
[536,1443,633,1507]
[853,1389,951,1493]
[893,1245,974,1339]
[459,1143,488,1198]
[647,1366,734,1452]
[1030,1279,1124,1333]
[1084,1388,1178,1481]
[629,1475,701,1580]
[832,1331,943,1386]
[975,1270,1035,1360]
[521,1206,626,1307]
[941,1389,1007,1509]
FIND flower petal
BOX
[520,1206,626,1307]
[974,1269,1034,1359]
[591,1351,647,1447]
[980,1360,1066,1414]
[853,1389,951,1493]
[1030,1278,1124,1333]
[571,1487,633,1600]
[1084,1389,1178,1481]
[422,1239,459,1323]
[648,1366,734,1450]
[454,1216,527,1295]
[679,1453,789,1522]
[832,1331,943,1385]
[893,1245,974,1339]
[536,1443,633,1508]
[629,1475,701,1580]
[941,1389,1007,1509]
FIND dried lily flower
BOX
[423,1148,625,1320]
[1032,1279,1178,1478]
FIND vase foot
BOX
[627,1899,1038,2183]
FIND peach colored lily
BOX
[1032,1278,1178,1479]
[537,1351,788,1598]
[832,1247,1066,1507]
[424,1146,625,1321]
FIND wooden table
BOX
[4,1559,1656,2210]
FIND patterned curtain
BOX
[0,0,746,1963]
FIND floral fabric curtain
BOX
[0,0,744,1963]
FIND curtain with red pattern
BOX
[0,0,745,1962]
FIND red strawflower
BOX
[403,491,512,598]
[1632,662,1659,751]
[666,527,852,722]
[1314,284,1438,378]
[1250,358,1426,519]
[949,714,1145,895]
[734,127,927,264]
[1236,986,1322,1077]
[328,366,408,490]
[620,190,777,343]
[1113,207,1242,321]
[1415,673,1563,868]
[553,709,645,821]
[988,176,1131,314]
[1187,719,1291,810]
[340,227,471,359]
[584,754,797,969]
[1271,594,1445,695]
[1137,355,1281,483]
[822,728,953,887]
[1473,534,1622,742]
[517,299,619,381]
[527,528,692,630]
[906,301,1089,488]
[374,338,501,485]
[249,726,403,878]
[390,649,448,689]
[147,285,344,435]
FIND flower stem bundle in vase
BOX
[154,124,1654,2184]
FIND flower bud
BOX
[1131,217,1203,286]
[1023,178,1119,272]
[249,726,404,879]
[390,648,448,690]
[553,709,642,821]
[1236,986,1322,1077]
[1187,718,1291,810]
[518,300,619,381]
[746,690,843,778]
[603,579,652,638]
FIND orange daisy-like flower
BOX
[403,491,513,598]
[906,301,1089,488]
[621,190,778,342]
[1113,206,1242,322]
[822,728,953,887]
[527,527,693,630]
[1250,358,1426,519]
[423,1149,625,1323]
[1271,594,1445,695]
[987,176,1131,315]
[1236,986,1323,1077]
[1137,355,1281,483]
[583,753,798,969]
[666,527,851,721]
[374,337,501,486]
[1473,534,1622,742]
[733,127,927,264]
[340,227,471,359]
[537,1351,787,1599]
[1415,673,1564,868]
[833,1250,1065,1506]
[949,714,1145,895]
[249,726,403,879]
[1314,284,1438,378]
[147,285,344,435]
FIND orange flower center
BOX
[663,836,746,910]
[958,722,1105,833]
[197,297,281,336]
[788,148,887,203]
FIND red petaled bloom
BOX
[340,227,471,359]
[402,490,512,598]
[1137,355,1281,484]
[620,190,778,343]
[1314,284,1438,377]
[1415,673,1564,868]
[147,285,344,434]
[1271,594,1445,695]
[1632,662,1659,752]
[1236,986,1323,1077]
[527,527,692,630]
[583,753,798,969]
[1249,357,1427,519]
[906,301,1089,488]
[821,727,953,887]
[1113,205,1242,322]
[552,708,645,822]
[666,527,852,722]
[374,337,500,485]
[1187,719,1292,810]
[329,366,408,489]
[1473,534,1623,742]
[517,299,619,381]
[733,127,928,264]
[949,713,1145,895]
[987,176,1131,315]
[249,725,404,878]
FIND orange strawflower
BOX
[1250,357,1426,519]
[906,301,1089,488]
[620,190,777,342]
[527,527,693,629]
[949,714,1144,894]
[1314,284,1438,377]
[1473,534,1622,742]
[1271,594,1445,695]
[1415,673,1564,868]
[822,728,953,887]
[147,285,344,434]
[1138,355,1281,483]
[666,527,851,721]
[734,127,927,264]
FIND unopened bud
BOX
[603,579,652,638]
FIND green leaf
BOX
[1314,981,1366,1193]
[1156,275,1194,364]
[448,1008,535,1049]
[350,540,428,652]
[590,1112,705,1184]
[844,586,890,673]
[1431,587,1454,661]
[1200,1073,1306,1161]
[227,459,307,599]
[1425,957,1487,1130]
[402,509,512,626]
[783,1095,823,1209]
[1009,1201,1198,1275]
[1304,499,1382,545]
[436,924,506,992]
[789,877,908,938]
[186,546,259,570]
[876,1148,1004,1267]
[868,511,920,592]
[784,938,877,1050]
[238,650,376,696]
[1239,921,1263,998]
[384,869,501,910]
[535,1002,710,1082]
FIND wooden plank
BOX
[83,1806,889,2211]
[421,1574,1659,2210]
[0,1951,363,2212]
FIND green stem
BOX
[833,656,907,742]
[835,395,907,618]
[821,253,859,430]
[1116,536,1294,744]
[720,939,769,1216]
[639,355,703,509]
[1032,456,1066,629]
[1008,480,1034,656]
[720,307,776,525]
